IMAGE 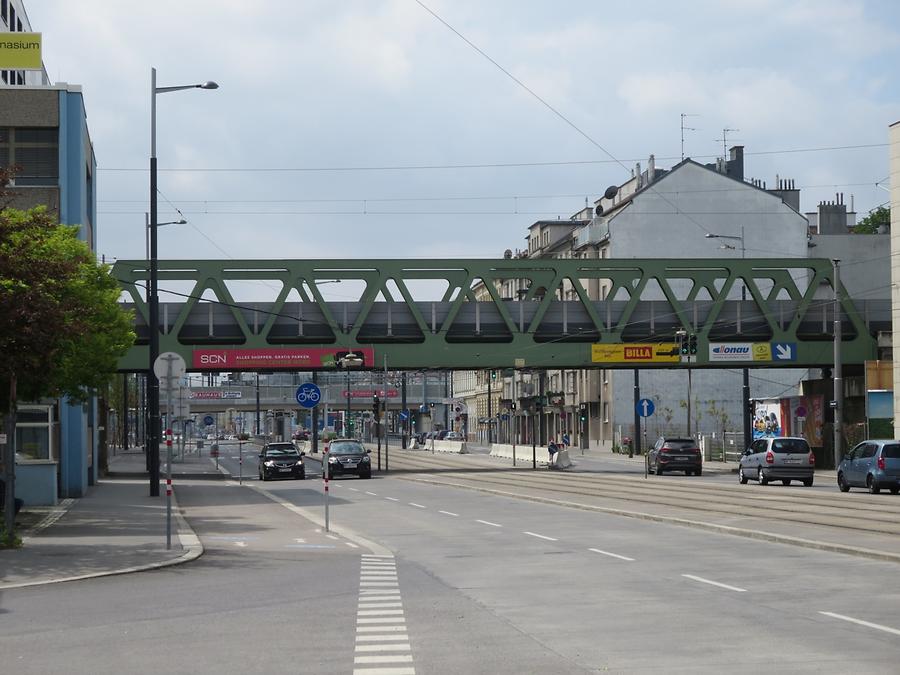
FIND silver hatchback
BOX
[837,440,900,494]
[739,436,815,487]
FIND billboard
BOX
[192,347,375,370]
[591,343,679,363]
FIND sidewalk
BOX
[0,448,205,590]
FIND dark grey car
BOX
[837,440,900,494]
[739,436,814,486]
[648,437,703,476]
[258,442,306,481]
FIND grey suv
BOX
[837,440,900,494]
[739,436,814,486]
[648,437,702,476]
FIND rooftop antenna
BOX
[680,113,700,160]
[717,127,740,158]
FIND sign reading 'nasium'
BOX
[193,347,375,370]
[591,343,679,364]
[0,32,42,69]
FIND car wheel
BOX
[802,477,813,487]
[297,473,305,481]
[890,487,899,495]
[656,464,664,476]
[838,473,850,492]
[739,467,748,484]
[781,479,791,486]
[867,475,881,494]
[260,471,267,482]
[758,468,768,485]
[361,472,372,479]
[695,468,702,477]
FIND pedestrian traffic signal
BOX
[579,405,587,423]
[490,370,497,381]
[372,394,380,414]
[678,332,689,355]
[689,334,698,355]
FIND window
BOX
[0,127,59,185]
[882,444,900,459]
[602,402,609,423]
[860,443,877,459]
[15,405,56,461]
[771,438,810,454]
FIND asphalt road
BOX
[2,443,899,674]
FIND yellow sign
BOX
[591,343,680,364]
[0,32,42,69]
[752,343,772,361]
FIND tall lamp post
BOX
[705,228,751,452]
[148,67,218,496]
[340,352,364,437]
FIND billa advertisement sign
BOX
[193,347,375,370]
[591,343,679,364]
[0,33,42,69]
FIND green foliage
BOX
[852,206,890,234]
[0,205,135,408]
[0,526,22,549]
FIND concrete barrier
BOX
[424,439,468,454]
[551,449,572,469]
[489,443,549,465]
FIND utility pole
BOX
[401,372,408,449]
[633,369,640,456]
[487,371,493,444]
[833,259,843,468]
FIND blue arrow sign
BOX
[203,415,215,426]
[399,410,409,420]
[636,398,655,417]
[772,342,797,361]
[295,382,322,409]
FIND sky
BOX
[25,0,900,301]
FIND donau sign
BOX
[193,347,375,370]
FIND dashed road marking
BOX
[385,497,399,501]
[524,531,557,541]
[682,574,746,593]
[408,502,426,509]
[819,611,900,636]
[476,519,502,527]
[366,491,378,496]
[588,548,635,562]
[438,510,458,517]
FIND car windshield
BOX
[771,439,809,453]
[330,442,365,455]
[881,444,900,459]
[265,448,299,459]
[663,440,696,449]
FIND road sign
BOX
[203,415,215,426]
[399,410,409,420]
[295,382,322,409]
[636,398,655,417]
[772,342,797,361]
[794,404,808,418]
[153,351,186,391]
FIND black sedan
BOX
[323,439,372,479]
[258,442,306,481]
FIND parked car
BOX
[258,442,306,481]
[739,436,814,486]
[444,431,463,441]
[648,437,702,476]
[837,440,900,494]
[323,438,372,479]
[292,429,310,441]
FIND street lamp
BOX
[706,227,752,453]
[145,214,187,260]
[339,352,364,437]
[148,67,218,497]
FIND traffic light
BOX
[372,394,380,415]
[579,405,587,423]
[689,333,698,355]
[678,332,689,355]
[490,370,497,381]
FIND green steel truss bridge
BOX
[111,258,882,372]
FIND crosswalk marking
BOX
[354,555,415,675]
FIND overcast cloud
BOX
[26,0,900,298]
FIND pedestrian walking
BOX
[561,432,570,449]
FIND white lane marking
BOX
[385,497,399,502]
[358,617,407,624]
[356,634,409,641]
[524,531,557,541]
[233,541,247,548]
[294,538,306,544]
[355,643,411,652]
[438,510,459,517]
[346,542,360,549]
[476,519,502,527]
[408,502,426,509]
[361,583,399,588]
[359,603,403,609]
[819,611,900,637]
[588,548,635,562]
[352,669,414,675]
[355,655,414,664]
[362,554,395,558]
[682,574,747,593]
[358,609,405,616]
[326,534,339,540]
[349,487,359,492]
[357,625,408,633]
[366,491,378,496]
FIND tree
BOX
[852,206,890,234]
[0,197,134,544]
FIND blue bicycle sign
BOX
[295,383,322,409]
